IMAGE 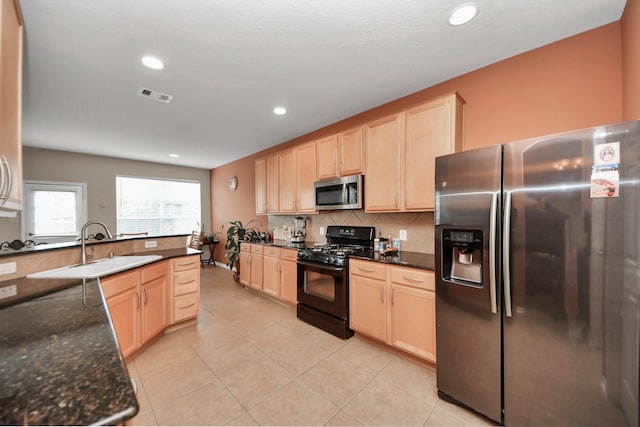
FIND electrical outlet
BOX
[319,227,325,236]
[399,229,408,241]
[0,284,17,300]
[144,241,158,248]
[0,262,17,276]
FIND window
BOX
[23,181,87,244]
[116,176,201,236]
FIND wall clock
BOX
[229,176,238,191]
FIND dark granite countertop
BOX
[0,247,200,425]
[241,240,318,250]
[350,250,435,271]
[0,233,190,259]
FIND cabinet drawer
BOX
[280,248,298,261]
[173,255,199,272]
[240,244,250,253]
[174,269,199,296]
[174,293,199,322]
[141,260,167,283]
[390,266,434,291]
[264,246,279,257]
[350,259,387,280]
[101,270,139,299]
[251,244,264,254]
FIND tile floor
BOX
[126,266,495,426]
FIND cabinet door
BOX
[316,135,338,180]
[249,252,263,290]
[349,273,387,341]
[262,255,280,297]
[0,0,23,211]
[279,258,297,305]
[239,250,251,286]
[279,149,295,213]
[364,113,402,212]
[106,287,140,359]
[266,154,279,213]
[295,142,317,213]
[141,276,167,345]
[255,158,267,214]
[389,283,436,362]
[404,94,463,210]
[339,127,363,176]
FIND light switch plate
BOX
[399,230,407,241]
[319,227,325,236]
[144,241,158,248]
[0,262,17,275]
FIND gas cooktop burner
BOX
[298,226,375,267]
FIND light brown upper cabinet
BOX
[266,154,279,213]
[255,157,267,214]
[316,127,363,180]
[364,92,464,212]
[295,141,317,213]
[0,0,23,213]
[363,113,403,212]
[278,149,295,213]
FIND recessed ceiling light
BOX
[273,107,287,115]
[449,4,477,26]
[141,56,165,70]
[169,153,179,158]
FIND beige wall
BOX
[211,22,625,259]
[0,147,211,242]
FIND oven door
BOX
[297,260,347,319]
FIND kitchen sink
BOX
[27,255,163,279]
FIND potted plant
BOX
[222,220,260,281]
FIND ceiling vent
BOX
[137,87,173,104]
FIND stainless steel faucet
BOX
[81,220,114,265]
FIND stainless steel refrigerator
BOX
[435,120,639,426]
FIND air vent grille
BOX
[137,87,173,104]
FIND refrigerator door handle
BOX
[503,191,513,317]
[489,192,498,314]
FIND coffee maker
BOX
[292,217,307,243]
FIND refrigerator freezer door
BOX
[503,120,639,426]
[435,144,502,423]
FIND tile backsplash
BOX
[268,211,435,253]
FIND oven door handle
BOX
[297,260,344,272]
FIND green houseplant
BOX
[222,219,260,281]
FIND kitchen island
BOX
[0,247,200,425]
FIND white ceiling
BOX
[20,0,626,170]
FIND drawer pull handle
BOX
[403,276,424,283]
[178,262,195,266]
[178,302,196,309]
[358,267,375,273]
[178,280,196,285]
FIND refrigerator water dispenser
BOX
[441,229,483,286]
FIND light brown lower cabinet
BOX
[102,261,168,360]
[349,258,436,363]
[103,256,201,360]
[171,255,200,323]
[240,243,298,306]
[279,249,298,305]
[262,246,280,298]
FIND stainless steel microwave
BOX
[314,174,363,210]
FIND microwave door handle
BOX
[342,183,348,204]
